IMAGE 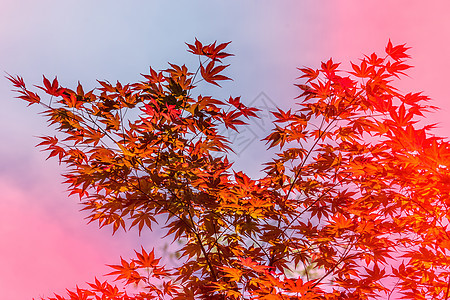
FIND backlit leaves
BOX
[13,40,450,299]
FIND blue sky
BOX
[1,1,450,299]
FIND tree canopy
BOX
[9,39,450,299]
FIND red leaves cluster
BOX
[12,40,450,299]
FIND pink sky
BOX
[1,1,450,299]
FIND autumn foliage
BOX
[9,39,450,299]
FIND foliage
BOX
[9,39,450,299]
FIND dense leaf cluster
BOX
[10,39,450,299]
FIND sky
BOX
[1,1,450,299]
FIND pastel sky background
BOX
[1,1,450,299]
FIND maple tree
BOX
[9,39,450,299]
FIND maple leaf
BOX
[165,63,192,78]
[37,75,63,97]
[385,39,411,61]
[238,257,270,273]
[272,108,295,123]
[17,89,41,105]
[321,58,340,78]
[6,73,26,89]
[397,104,414,125]
[186,38,233,62]
[200,61,231,87]
[263,126,287,149]
[222,110,246,131]
[350,60,373,78]
[65,286,90,300]
[227,96,260,118]
[220,265,244,282]
[106,257,142,284]
[133,247,161,269]
[364,52,384,66]
[298,67,320,82]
